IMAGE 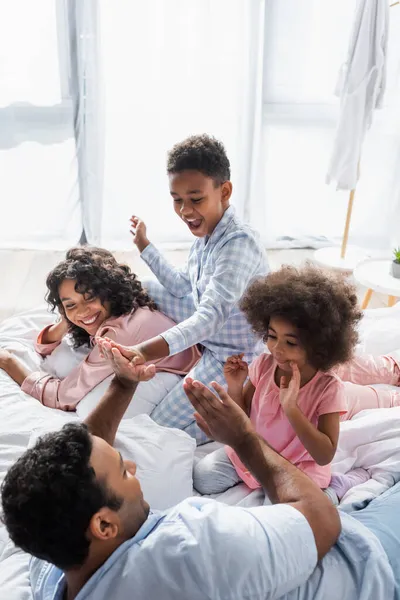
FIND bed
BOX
[0,302,400,598]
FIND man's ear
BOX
[88,508,120,541]
[221,181,233,206]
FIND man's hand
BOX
[183,378,253,447]
[279,362,301,415]
[99,340,155,383]
[130,215,150,253]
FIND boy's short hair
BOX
[167,134,230,185]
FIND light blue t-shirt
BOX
[30,497,394,600]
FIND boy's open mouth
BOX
[186,218,203,231]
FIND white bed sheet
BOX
[0,303,400,599]
[194,404,400,509]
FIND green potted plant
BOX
[391,248,400,279]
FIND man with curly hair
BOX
[103,134,269,443]
[1,354,399,600]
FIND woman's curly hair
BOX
[240,264,362,371]
[45,246,157,349]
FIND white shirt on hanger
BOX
[326,0,389,191]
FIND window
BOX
[0,0,81,248]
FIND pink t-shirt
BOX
[226,353,347,489]
[21,307,200,411]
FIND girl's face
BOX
[266,316,309,373]
[58,279,111,335]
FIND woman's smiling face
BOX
[58,279,111,335]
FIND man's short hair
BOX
[1,423,122,570]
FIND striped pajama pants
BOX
[145,278,225,445]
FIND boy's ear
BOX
[221,181,233,205]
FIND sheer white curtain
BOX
[258,0,400,251]
[98,0,400,251]
[0,0,81,249]
[97,0,265,248]
[67,0,104,245]
[2,2,399,252]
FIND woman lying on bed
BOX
[0,247,200,413]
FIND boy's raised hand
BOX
[224,354,248,388]
[130,215,150,253]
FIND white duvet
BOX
[0,303,400,599]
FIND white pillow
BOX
[42,335,182,420]
[115,415,195,509]
[76,372,181,420]
[357,303,400,356]
[42,336,89,379]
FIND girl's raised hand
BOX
[130,215,150,253]
[279,361,301,414]
[223,354,249,388]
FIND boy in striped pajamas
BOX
[101,134,269,443]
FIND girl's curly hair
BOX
[240,264,362,371]
[45,246,157,349]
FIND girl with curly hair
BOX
[0,247,199,413]
[194,264,400,503]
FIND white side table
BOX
[354,259,400,309]
[313,246,371,273]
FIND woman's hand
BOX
[0,349,29,386]
[279,362,301,415]
[98,340,155,383]
[0,348,12,369]
[41,315,70,344]
[224,354,248,389]
[130,215,150,253]
[57,314,70,335]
